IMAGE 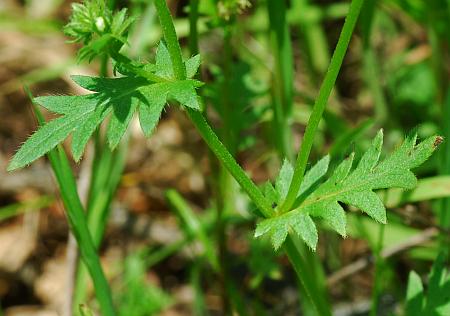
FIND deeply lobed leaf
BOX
[256,130,440,250]
[8,42,202,171]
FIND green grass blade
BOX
[31,105,116,316]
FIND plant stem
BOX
[187,108,274,218]
[153,0,273,218]
[154,0,186,80]
[33,106,116,316]
[154,2,330,313]
[280,0,365,213]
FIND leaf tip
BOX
[7,155,27,172]
[433,136,444,149]
[72,152,83,163]
[304,241,317,252]
[378,214,387,225]
[6,161,19,172]
[377,128,384,138]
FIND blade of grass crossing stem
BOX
[32,105,116,316]
[280,0,365,213]
[267,0,294,160]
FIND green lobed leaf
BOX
[255,130,440,251]
[34,95,91,114]
[8,99,97,171]
[256,156,329,250]
[8,43,203,169]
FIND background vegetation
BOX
[0,0,449,315]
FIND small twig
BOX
[327,227,438,287]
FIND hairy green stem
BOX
[280,0,365,213]
[187,108,274,218]
[154,0,273,218]
[154,0,186,80]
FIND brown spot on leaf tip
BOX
[433,136,444,148]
